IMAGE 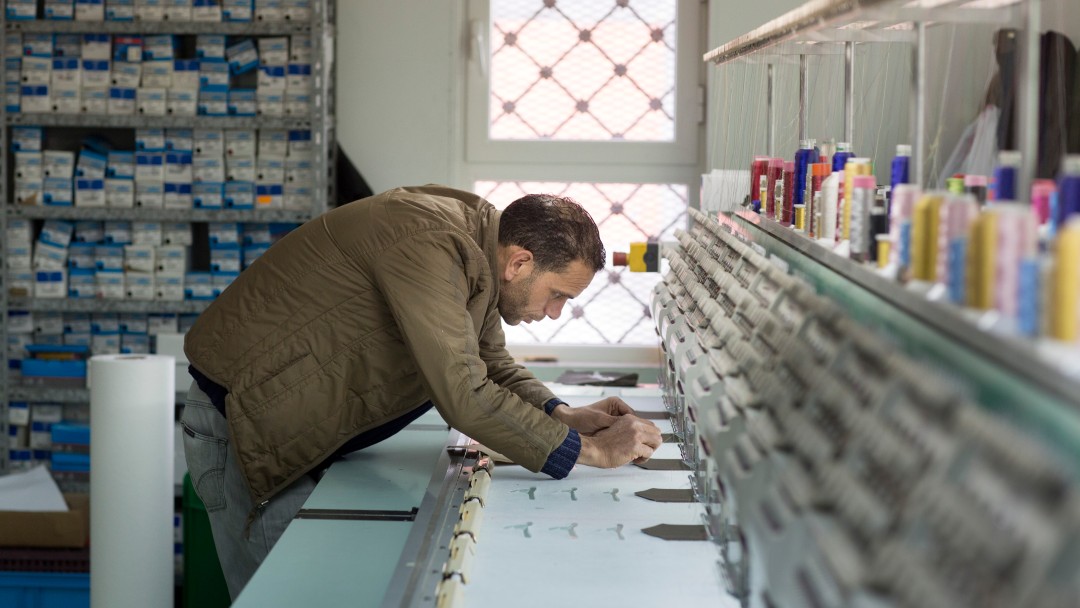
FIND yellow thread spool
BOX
[968,210,997,310]
[794,204,806,231]
[843,159,872,240]
[911,193,943,281]
[876,235,890,269]
[1050,221,1080,341]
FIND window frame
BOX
[464,0,703,167]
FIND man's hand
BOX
[577,416,662,468]
[551,397,635,435]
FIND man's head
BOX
[496,194,605,325]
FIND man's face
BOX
[498,259,595,325]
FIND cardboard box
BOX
[0,493,89,548]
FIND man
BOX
[180,185,662,597]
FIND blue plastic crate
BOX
[0,572,89,608]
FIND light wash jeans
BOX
[180,380,318,600]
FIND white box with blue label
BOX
[43,178,74,206]
[81,87,108,113]
[106,151,135,179]
[256,158,284,185]
[51,86,81,114]
[155,274,184,301]
[136,0,165,21]
[69,268,97,298]
[137,87,167,115]
[167,88,197,116]
[155,245,186,276]
[255,0,282,21]
[96,270,125,299]
[193,128,224,157]
[123,245,155,273]
[193,182,223,209]
[199,60,229,87]
[125,272,155,299]
[184,272,214,299]
[226,129,256,158]
[208,222,240,246]
[34,242,69,271]
[164,0,192,21]
[107,0,135,20]
[258,129,287,159]
[68,243,96,269]
[222,0,252,21]
[110,62,141,88]
[76,150,107,178]
[135,152,165,182]
[107,87,136,114]
[75,0,105,21]
[73,221,104,243]
[75,178,106,207]
[35,270,68,299]
[165,151,193,183]
[15,152,44,182]
[227,39,259,74]
[143,60,173,88]
[223,181,254,209]
[105,178,135,208]
[135,181,165,208]
[20,85,51,113]
[95,244,124,270]
[257,90,283,116]
[198,86,228,116]
[283,0,309,21]
[228,88,256,116]
[173,59,200,89]
[104,221,132,244]
[51,58,81,88]
[192,0,221,21]
[210,246,241,273]
[226,157,255,182]
[193,157,225,182]
[163,182,192,209]
[256,184,283,208]
[132,222,163,246]
[43,151,76,179]
[162,223,192,246]
[136,128,166,151]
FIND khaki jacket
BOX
[185,185,567,506]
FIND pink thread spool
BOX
[993,205,1038,319]
[1031,179,1057,225]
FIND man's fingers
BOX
[608,397,635,416]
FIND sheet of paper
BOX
[0,465,69,511]
[617,387,663,398]
[543,383,606,397]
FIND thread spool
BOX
[781,161,796,226]
[820,172,840,242]
[993,150,1022,201]
[942,195,979,304]
[889,184,921,269]
[1031,179,1056,225]
[911,193,945,282]
[1050,218,1080,342]
[964,174,988,206]
[765,158,784,219]
[968,210,998,310]
[850,175,877,262]
[843,158,873,240]
[750,156,769,207]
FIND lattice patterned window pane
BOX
[477,181,687,345]
[489,0,677,141]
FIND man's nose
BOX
[545,301,565,320]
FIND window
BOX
[464,0,704,345]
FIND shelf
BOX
[703,0,1024,64]
[7,298,213,314]
[8,385,189,404]
[4,20,311,35]
[729,211,1080,410]
[5,113,312,130]
[7,205,314,223]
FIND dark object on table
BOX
[555,370,639,386]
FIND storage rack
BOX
[0,1,337,473]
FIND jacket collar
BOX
[481,205,502,295]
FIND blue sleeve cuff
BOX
[540,429,580,479]
[543,398,567,416]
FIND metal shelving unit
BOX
[1,2,337,473]
[7,298,213,314]
[5,113,313,129]
[4,19,310,35]
[9,205,314,222]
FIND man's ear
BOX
[503,246,534,281]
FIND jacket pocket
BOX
[246,352,316,404]
[180,421,228,512]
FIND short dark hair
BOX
[498,194,605,274]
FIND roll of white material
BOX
[89,354,176,608]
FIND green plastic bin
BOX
[182,473,231,608]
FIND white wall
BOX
[334,1,462,194]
